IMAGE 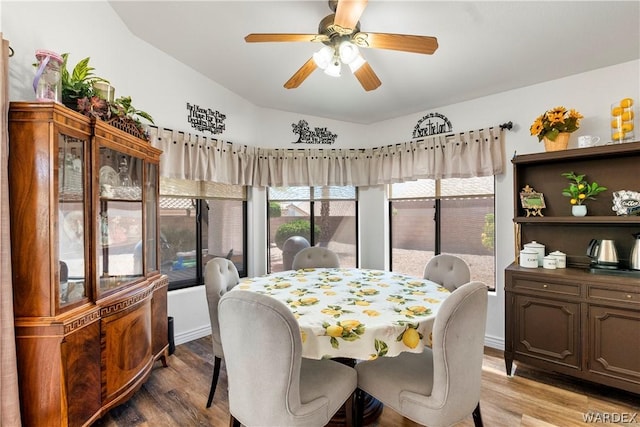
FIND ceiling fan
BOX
[244,0,439,91]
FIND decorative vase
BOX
[572,204,587,217]
[543,132,571,152]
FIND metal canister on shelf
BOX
[543,255,557,269]
[519,249,538,268]
[523,241,545,267]
[549,250,566,268]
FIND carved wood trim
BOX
[151,275,169,291]
[99,286,154,317]
[64,309,101,334]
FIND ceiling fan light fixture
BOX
[313,45,334,70]
[348,54,366,72]
[338,41,359,64]
[324,60,342,77]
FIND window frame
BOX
[160,197,248,292]
[266,186,359,273]
[388,177,496,290]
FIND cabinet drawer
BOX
[512,278,581,297]
[588,286,640,305]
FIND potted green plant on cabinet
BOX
[61,53,154,140]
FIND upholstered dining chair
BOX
[204,257,239,408]
[218,289,358,427]
[423,253,471,291]
[291,246,340,270]
[355,281,488,427]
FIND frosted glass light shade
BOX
[313,46,334,70]
[324,60,342,77]
[338,41,359,64]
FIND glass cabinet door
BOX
[58,135,88,306]
[97,147,144,294]
[145,163,159,273]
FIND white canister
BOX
[523,241,545,266]
[519,249,538,268]
[549,250,567,268]
[543,256,557,269]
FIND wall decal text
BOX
[187,103,226,134]
[292,120,337,144]
[412,113,452,139]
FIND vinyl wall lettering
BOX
[412,113,452,138]
[186,103,226,134]
[292,120,338,145]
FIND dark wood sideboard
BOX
[505,142,640,395]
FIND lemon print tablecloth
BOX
[236,268,451,360]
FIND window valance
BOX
[146,126,505,187]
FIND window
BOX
[267,186,358,273]
[389,177,495,290]
[159,178,247,291]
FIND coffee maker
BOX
[586,239,619,269]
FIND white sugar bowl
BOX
[523,241,545,266]
[549,250,567,268]
[519,249,539,268]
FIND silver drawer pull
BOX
[543,284,548,288]
[627,294,633,299]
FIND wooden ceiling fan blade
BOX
[353,62,381,92]
[284,58,318,89]
[353,32,438,54]
[334,0,368,31]
[245,33,328,43]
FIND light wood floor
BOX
[94,336,639,427]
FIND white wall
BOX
[364,60,640,346]
[4,1,639,349]
[3,1,262,143]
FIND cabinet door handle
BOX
[627,294,633,299]
[543,284,548,288]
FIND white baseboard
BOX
[175,325,211,346]
[484,334,504,351]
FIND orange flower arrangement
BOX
[530,106,583,142]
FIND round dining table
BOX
[237,267,451,361]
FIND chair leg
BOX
[343,393,354,427]
[472,402,483,427]
[229,415,241,427]
[354,388,365,427]
[206,356,222,408]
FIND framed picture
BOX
[519,187,545,217]
[520,192,546,209]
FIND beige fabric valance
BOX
[147,126,505,187]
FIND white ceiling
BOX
[109,1,640,125]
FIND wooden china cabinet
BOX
[505,142,640,395]
[8,102,168,426]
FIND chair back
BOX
[205,258,239,357]
[402,281,488,425]
[219,290,311,426]
[292,247,340,270]
[423,254,471,291]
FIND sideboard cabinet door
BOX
[513,294,581,369]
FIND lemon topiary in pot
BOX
[561,172,607,216]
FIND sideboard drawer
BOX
[588,286,640,305]
[511,278,581,297]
